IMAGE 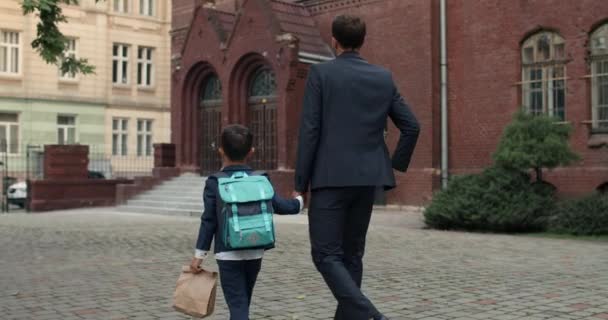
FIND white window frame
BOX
[112,118,129,156]
[521,32,568,121]
[112,44,130,85]
[57,115,77,145]
[0,113,19,155]
[59,38,78,80]
[113,0,130,13]
[136,119,153,157]
[590,24,608,132]
[139,0,154,16]
[137,47,154,87]
[0,30,21,76]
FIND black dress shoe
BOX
[374,316,389,320]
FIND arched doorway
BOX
[247,67,277,170]
[200,74,222,174]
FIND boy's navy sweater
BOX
[195,165,301,254]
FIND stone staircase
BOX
[117,173,206,217]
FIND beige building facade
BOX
[0,0,171,178]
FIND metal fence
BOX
[0,143,155,212]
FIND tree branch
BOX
[21,0,104,76]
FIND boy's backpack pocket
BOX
[214,171,276,250]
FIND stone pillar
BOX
[43,145,89,181]
[154,143,176,168]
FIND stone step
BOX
[165,176,206,181]
[117,205,202,217]
[161,179,206,185]
[148,185,204,192]
[135,194,202,202]
[142,191,203,198]
[126,200,202,211]
[118,173,208,217]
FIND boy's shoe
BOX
[374,316,389,320]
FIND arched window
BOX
[249,68,277,100]
[590,24,608,132]
[248,67,277,170]
[199,74,222,174]
[521,32,567,121]
[200,74,222,107]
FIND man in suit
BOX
[294,15,420,320]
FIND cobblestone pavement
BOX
[0,208,607,320]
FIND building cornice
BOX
[300,0,385,15]
[0,94,170,112]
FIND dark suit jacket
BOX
[295,52,420,192]
[196,165,301,254]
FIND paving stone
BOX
[0,208,607,319]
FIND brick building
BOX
[170,0,608,205]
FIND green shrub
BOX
[550,193,608,236]
[424,167,554,233]
[493,110,579,182]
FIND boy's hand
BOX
[190,257,203,274]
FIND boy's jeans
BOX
[217,259,263,320]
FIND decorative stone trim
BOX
[301,0,385,15]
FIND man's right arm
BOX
[294,65,322,193]
[389,81,420,172]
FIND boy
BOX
[190,124,303,320]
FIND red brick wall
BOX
[172,0,197,54]
[172,0,608,204]
[308,0,439,204]
[29,180,121,212]
[44,145,88,181]
[447,0,608,194]
[174,0,307,172]
[172,0,439,204]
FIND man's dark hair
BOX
[332,15,366,50]
[220,124,253,161]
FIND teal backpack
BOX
[213,171,276,250]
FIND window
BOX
[139,0,154,16]
[112,118,128,156]
[57,115,76,145]
[137,119,152,157]
[137,47,154,87]
[591,24,608,131]
[0,113,19,154]
[521,32,567,121]
[112,44,130,85]
[113,0,129,13]
[201,74,222,107]
[249,68,277,100]
[199,74,222,173]
[60,38,77,80]
[0,31,20,75]
[248,67,277,170]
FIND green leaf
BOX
[21,0,101,76]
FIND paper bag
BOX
[173,266,218,318]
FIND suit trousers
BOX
[308,186,381,320]
[217,259,262,320]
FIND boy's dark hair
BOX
[332,15,366,50]
[221,124,254,161]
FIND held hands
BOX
[189,257,204,274]
[292,191,305,214]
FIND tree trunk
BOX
[535,167,543,183]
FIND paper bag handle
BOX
[181,266,217,275]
